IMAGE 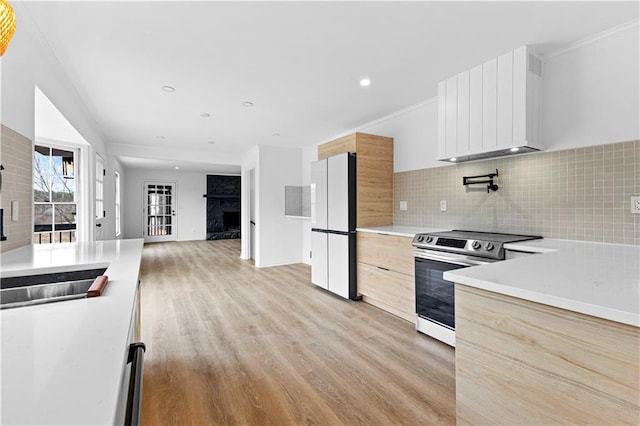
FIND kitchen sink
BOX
[1,268,108,309]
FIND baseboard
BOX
[255,259,304,268]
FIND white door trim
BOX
[143,180,178,243]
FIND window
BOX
[115,171,121,236]
[33,145,77,244]
[96,155,104,219]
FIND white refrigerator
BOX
[310,152,357,300]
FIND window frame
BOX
[95,154,105,220]
[33,144,79,244]
[115,170,121,236]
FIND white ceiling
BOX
[22,1,639,171]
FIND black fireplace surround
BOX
[205,175,241,240]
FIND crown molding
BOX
[544,18,639,60]
[315,96,438,146]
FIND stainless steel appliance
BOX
[310,152,357,300]
[412,230,542,346]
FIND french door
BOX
[144,182,177,242]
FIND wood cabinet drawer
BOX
[357,262,415,323]
[357,232,414,276]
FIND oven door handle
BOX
[414,251,493,267]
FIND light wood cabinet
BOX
[357,231,413,276]
[317,132,393,228]
[437,46,543,162]
[357,232,415,323]
[455,284,640,425]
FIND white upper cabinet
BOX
[437,46,544,162]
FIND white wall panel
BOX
[437,81,447,158]
[496,51,513,147]
[512,46,528,144]
[445,77,458,155]
[457,71,471,154]
[482,58,498,149]
[469,64,484,154]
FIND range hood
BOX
[447,146,540,163]
[437,46,544,163]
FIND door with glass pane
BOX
[144,182,177,242]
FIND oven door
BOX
[415,250,493,330]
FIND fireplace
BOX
[223,211,240,232]
[206,175,241,240]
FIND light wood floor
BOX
[140,239,455,425]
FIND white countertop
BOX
[1,239,144,425]
[356,225,446,238]
[445,239,640,327]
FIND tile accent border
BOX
[394,140,640,245]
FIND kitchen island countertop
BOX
[446,239,640,327]
[0,239,144,425]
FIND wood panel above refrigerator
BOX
[317,132,393,227]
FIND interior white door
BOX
[327,153,349,232]
[328,233,349,298]
[144,182,177,242]
[310,159,328,229]
[310,231,328,289]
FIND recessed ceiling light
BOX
[450,158,457,162]
[207,141,216,144]
[156,135,166,139]
[510,147,520,152]
[161,86,175,92]
[360,78,371,87]
[200,113,211,118]
[242,101,254,107]
[175,166,180,170]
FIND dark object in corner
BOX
[463,169,499,193]
[0,209,6,241]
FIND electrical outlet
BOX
[440,200,447,212]
[399,201,408,211]
[632,196,640,214]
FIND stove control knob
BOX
[485,242,494,251]
[417,235,424,242]
[425,236,433,243]
[471,241,481,250]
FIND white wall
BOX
[362,100,438,172]
[241,145,303,267]
[300,145,317,265]
[257,146,303,267]
[123,168,210,241]
[542,21,640,149]
[240,146,258,260]
[1,4,122,243]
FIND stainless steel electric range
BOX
[412,230,542,347]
